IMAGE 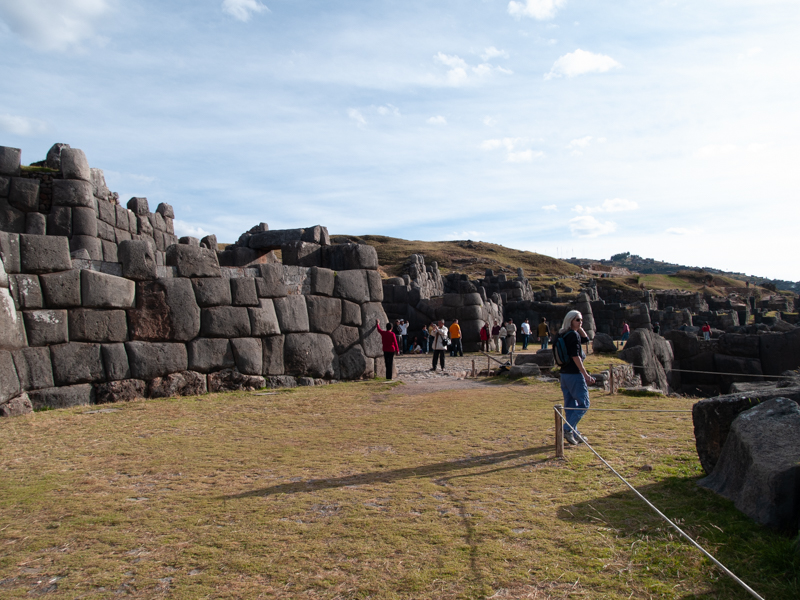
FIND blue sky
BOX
[1,0,798,280]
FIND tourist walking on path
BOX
[538,317,549,349]
[421,324,430,354]
[701,322,711,341]
[449,319,463,357]
[491,321,501,352]
[521,319,531,350]
[558,310,595,445]
[430,320,448,371]
[480,322,490,352]
[620,320,630,348]
[399,320,409,353]
[505,319,517,354]
[375,321,400,380]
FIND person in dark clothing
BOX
[558,310,595,445]
[376,320,400,379]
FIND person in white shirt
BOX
[520,319,531,350]
[430,320,448,372]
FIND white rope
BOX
[554,407,765,600]
[560,408,691,413]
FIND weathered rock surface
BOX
[0,392,32,417]
[283,333,339,379]
[148,370,207,398]
[207,369,266,393]
[618,328,673,393]
[699,398,800,532]
[592,332,616,353]
[94,379,146,403]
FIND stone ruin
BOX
[0,144,390,417]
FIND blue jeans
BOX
[560,373,590,435]
[521,334,529,349]
[541,336,549,349]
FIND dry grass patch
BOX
[0,381,797,599]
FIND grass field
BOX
[1,380,797,599]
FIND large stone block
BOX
[101,240,118,263]
[273,295,309,333]
[759,328,800,376]
[717,333,760,359]
[127,196,149,215]
[341,300,362,326]
[188,338,235,373]
[53,179,93,208]
[310,266,335,296]
[0,289,25,350]
[71,207,98,237]
[331,324,360,354]
[283,333,338,379]
[102,343,131,381]
[230,278,258,306]
[366,270,383,302]
[39,269,81,307]
[9,274,42,309]
[231,338,263,375]
[11,346,53,390]
[81,269,135,308]
[97,198,116,225]
[248,298,280,336]
[166,244,220,277]
[0,175,7,197]
[267,375,297,389]
[0,199,26,233]
[359,302,389,358]
[0,146,21,176]
[50,342,105,385]
[94,379,147,404]
[254,264,287,298]
[0,349,20,402]
[8,178,40,212]
[333,270,370,303]
[19,234,72,273]
[128,278,200,341]
[306,295,342,334]
[28,384,94,410]
[0,231,20,273]
[70,235,103,261]
[699,398,800,532]
[114,204,129,230]
[26,212,46,235]
[457,305,483,321]
[125,341,188,380]
[156,202,174,219]
[118,239,157,280]
[282,241,321,267]
[148,370,207,398]
[69,308,128,343]
[338,345,368,380]
[0,392,32,417]
[23,309,68,346]
[60,148,91,181]
[322,244,379,271]
[248,229,304,249]
[192,277,232,307]
[200,306,251,338]
[262,335,284,375]
[207,369,266,393]
[47,206,72,237]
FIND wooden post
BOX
[555,404,564,458]
[609,363,614,395]
[471,359,475,378]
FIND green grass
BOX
[1,382,796,599]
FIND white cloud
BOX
[545,49,621,79]
[508,0,567,20]
[483,116,498,126]
[377,104,400,117]
[445,231,484,240]
[693,144,738,159]
[427,116,447,125]
[347,108,367,127]
[666,227,692,236]
[481,46,509,61]
[508,149,544,162]
[569,215,617,238]
[567,136,592,149]
[739,46,763,59]
[173,220,212,239]
[222,0,269,22]
[0,113,47,136]
[434,52,510,86]
[573,198,638,214]
[0,0,110,51]
[482,138,543,162]
[542,204,558,211]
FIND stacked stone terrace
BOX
[0,144,388,417]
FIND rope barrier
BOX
[553,406,765,600]
[561,408,691,413]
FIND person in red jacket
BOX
[376,320,400,380]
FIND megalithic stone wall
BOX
[0,144,388,417]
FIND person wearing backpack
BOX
[556,310,595,445]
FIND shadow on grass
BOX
[558,476,800,599]
[223,445,553,500]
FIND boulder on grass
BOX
[148,370,207,398]
[698,398,800,533]
[592,332,617,354]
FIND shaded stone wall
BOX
[0,144,389,417]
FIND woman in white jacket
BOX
[430,319,448,372]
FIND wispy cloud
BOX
[0,0,110,51]
[347,108,367,127]
[445,231,484,240]
[377,104,400,117]
[434,52,512,86]
[569,215,617,238]
[573,198,638,214]
[0,113,47,136]
[481,46,509,61]
[542,204,558,211]
[222,0,269,22]
[481,137,544,162]
[666,227,700,236]
[508,0,567,21]
[173,220,213,239]
[545,49,621,79]
[427,115,447,125]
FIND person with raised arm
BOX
[376,320,400,380]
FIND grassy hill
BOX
[330,235,581,280]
